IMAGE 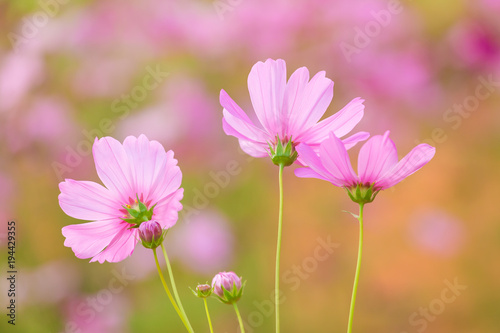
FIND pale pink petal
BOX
[295,143,338,184]
[287,70,334,136]
[222,111,269,142]
[377,144,436,189]
[62,220,123,260]
[153,188,184,229]
[294,167,333,183]
[220,89,253,123]
[93,137,134,202]
[239,139,269,158]
[147,150,182,204]
[59,180,119,221]
[122,135,156,199]
[122,134,181,204]
[248,58,287,134]
[281,67,309,136]
[358,131,399,185]
[342,131,370,150]
[90,226,138,263]
[319,133,358,186]
[298,97,365,144]
[221,90,270,143]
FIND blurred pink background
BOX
[0,0,499,332]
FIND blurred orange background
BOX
[0,0,499,332]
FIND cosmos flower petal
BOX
[59,180,120,221]
[148,150,182,205]
[93,136,134,202]
[221,90,270,143]
[319,133,358,186]
[294,166,334,183]
[122,134,160,200]
[222,111,269,143]
[238,139,269,158]
[62,219,123,260]
[282,66,309,130]
[287,70,334,135]
[122,135,182,204]
[220,89,254,123]
[358,131,399,184]
[248,58,287,134]
[295,143,339,183]
[153,188,184,229]
[377,144,436,190]
[298,97,365,144]
[342,131,370,150]
[90,226,138,263]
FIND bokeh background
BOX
[1,0,499,332]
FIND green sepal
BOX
[344,183,379,204]
[121,196,157,227]
[214,280,245,304]
[268,136,298,167]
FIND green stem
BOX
[233,302,246,333]
[347,203,364,333]
[203,298,214,333]
[153,249,192,332]
[275,163,285,333]
[160,243,194,332]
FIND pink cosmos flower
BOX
[295,131,435,199]
[59,135,183,263]
[221,58,368,161]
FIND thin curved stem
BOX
[203,298,214,333]
[275,163,285,333]
[153,249,192,332]
[233,302,246,333]
[161,243,194,332]
[347,203,364,333]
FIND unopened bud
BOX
[211,271,244,304]
[138,220,165,249]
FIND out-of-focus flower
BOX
[16,260,80,305]
[448,20,500,71]
[221,58,368,163]
[212,271,243,304]
[63,293,130,333]
[59,135,183,263]
[167,210,234,274]
[409,209,465,257]
[116,76,219,149]
[295,131,435,203]
[5,97,76,153]
[71,57,138,98]
[350,49,441,110]
[0,52,44,112]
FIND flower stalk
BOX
[204,298,214,333]
[161,243,193,332]
[233,302,246,333]
[347,203,364,333]
[153,249,192,332]
[275,163,285,333]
